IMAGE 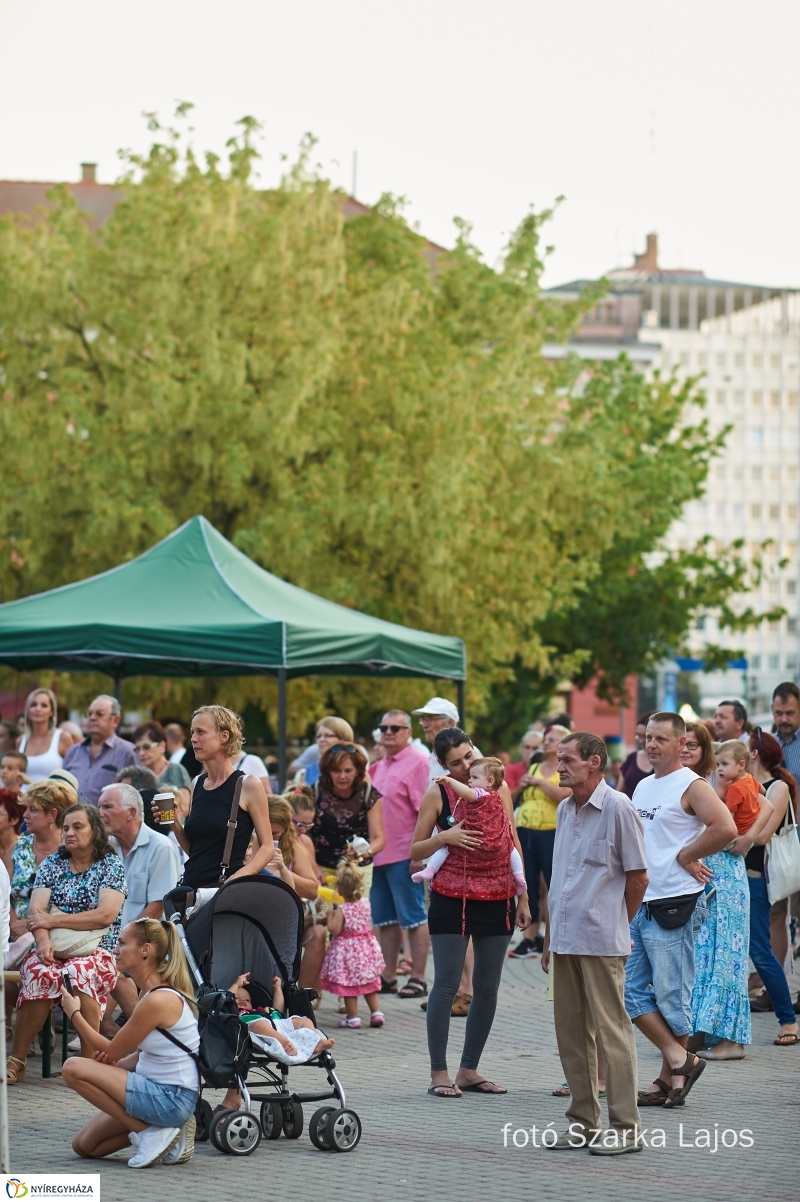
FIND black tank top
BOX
[744,777,782,874]
[182,770,254,889]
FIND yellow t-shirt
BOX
[516,765,560,831]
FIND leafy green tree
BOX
[0,114,769,739]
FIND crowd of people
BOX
[0,681,798,1164]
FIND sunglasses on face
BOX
[135,742,161,752]
[379,725,409,734]
[329,743,358,755]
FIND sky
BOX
[2,0,799,288]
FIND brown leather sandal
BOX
[664,1054,705,1108]
[7,1056,26,1086]
[637,1078,671,1106]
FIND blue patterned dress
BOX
[691,850,751,1045]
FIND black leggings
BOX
[427,933,511,1073]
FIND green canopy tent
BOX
[0,516,466,783]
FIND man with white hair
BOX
[63,694,138,804]
[98,782,181,1027]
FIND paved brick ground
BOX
[8,950,800,1202]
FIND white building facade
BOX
[546,237,800,720]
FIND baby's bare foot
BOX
[314,1036,334,1053]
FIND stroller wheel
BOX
[209,1108,236,1151]
[217,1110,262,1156]
[308,1106,336,1150]
[260,1100,283,1140]
[281,1100,304,1139]
[324,1108,362,1153]
[195,1099,213,1143]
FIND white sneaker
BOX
[163,1115,196,1165]
[128,1125,180,1168]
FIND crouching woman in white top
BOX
[60,917,200,1169]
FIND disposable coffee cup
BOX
[154,792,176,830]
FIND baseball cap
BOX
[412,697,459,723]
[49,768,80,793]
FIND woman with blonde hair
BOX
[61,918,201,1168]
[155,705,275,891]
[264,796,319,900]
[17,688,72,784]
[302,717,356,787]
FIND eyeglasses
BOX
[292,818,313,831]
[329,743,358,755]
[378,725,409,734]
[684,742,701,751]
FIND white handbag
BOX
[765,795,800,904]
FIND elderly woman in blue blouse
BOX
[7,803,126,1086]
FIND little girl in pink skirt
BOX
[320,860,386,1028]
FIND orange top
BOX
[724,773,761,835]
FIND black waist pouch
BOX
[645,891,702,930]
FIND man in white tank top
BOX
[625,712,736,1109]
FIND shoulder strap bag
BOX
[218,772,245,886]
[765,794,800,904]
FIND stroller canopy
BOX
[186,876,304,992]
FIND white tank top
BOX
[632,766,705,900]
[136,989,200,1090]
[19,729,63,785]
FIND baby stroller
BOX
[164,875,362,1155]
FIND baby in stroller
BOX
[219,972,334,1112]
[230,971,334,1058]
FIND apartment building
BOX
[545,236,800,717]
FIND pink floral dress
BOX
[320,898,385,997]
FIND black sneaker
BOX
[508,938,538,959]
[532,935,544,953]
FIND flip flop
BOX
[773,1032,799,1046]
[428,1084,462,1098]
[458,1079,507,1094]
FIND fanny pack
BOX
[644,891,703,930]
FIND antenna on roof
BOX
[352,149,357,200]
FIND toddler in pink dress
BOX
[320,861,386,1029]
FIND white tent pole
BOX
[0,970,9,1171]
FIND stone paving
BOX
[8,949,800,1202]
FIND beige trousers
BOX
[552,952,640,1135]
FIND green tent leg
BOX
[278,669,287,790]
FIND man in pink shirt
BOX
[371,709,432,998]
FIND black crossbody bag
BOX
[644,890,703,930]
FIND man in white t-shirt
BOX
[412,697,481,786]
[625,712,735,1109]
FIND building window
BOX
[769,504,780,520]
[769,654,780,670]
[786,541,798,558]
[771,354,781,370]
[769,466,780,481]
[752,391,763,405]
[716,390,726,406]
[788,467,799,482]
[787,657,798,673]
[735,390,745,406]
[789,393,799,407]
[735,354,745,368]
[789,619,798,634]
[748,428,763,447]
[770,391,780,407]
[751,504,762,519]
[695,616,706,631]
[788,580,797,595]
[751,654,762,670]
[679,351,690,367]
[753,354,763,369]
[733,504,744,520]
[752,465,762,481]
[789,506,799,521]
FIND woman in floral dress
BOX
[7,803,126,1085]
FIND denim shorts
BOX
[624,897,707,1037]
[126,1073,198,1127]
[371,861,428,929]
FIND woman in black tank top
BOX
[157,706,274,890]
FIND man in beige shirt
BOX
[542,732,649,1155]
